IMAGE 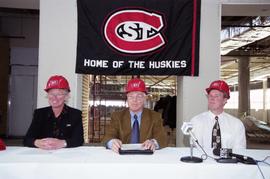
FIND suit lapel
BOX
[122,109,132,143]
[140,108,151,142]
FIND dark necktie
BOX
[130,114,140,143]
[212,116,221,149]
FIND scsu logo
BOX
[104,9,165,54]
[48,80,58,87]
[132,82,140,88]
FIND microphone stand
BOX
[180,138,203,163]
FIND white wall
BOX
[38,0,82,109]
[176,0,221,147]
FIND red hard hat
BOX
[44,75,70,92]
[0,138,6,151]
[206,80,230,99]
[125,78,147,93]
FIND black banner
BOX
[76,0,200,76]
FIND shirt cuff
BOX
[106,139,113,149]
[63,140,67,148]
[151,139,159,149]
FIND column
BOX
[38,0,82,109]
[262,79,267,123]
[238,56,250,118]
[176,0,220,147]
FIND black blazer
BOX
[23,105,84,148]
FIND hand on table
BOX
[34,138,66,150]
[142,139,156,151]
[111,139,122,153]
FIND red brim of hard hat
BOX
[206,87,224,94]
[205,87,230,99]
[44,88,70,92]
[206,87,215,94]
[126,90,147,94]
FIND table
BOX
[0,147,269,179]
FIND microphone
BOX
[180,122,202,163]
[213,148,256,164]
[229,153,256,164]
[181,122,198,144]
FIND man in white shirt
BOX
[190,80,246,151]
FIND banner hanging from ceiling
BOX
[76,0,201,76]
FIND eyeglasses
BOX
[127,94,145,101]
[47,93,67,98]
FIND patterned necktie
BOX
[130,114,140,143]
[212,116,221,149]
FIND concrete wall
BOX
[38,0,82,109]
[176,0,221,147]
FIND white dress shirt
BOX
[190,111,246,150]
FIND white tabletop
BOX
[0,146,269,179]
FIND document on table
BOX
[120,144,144,150]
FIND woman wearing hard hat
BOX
[102,78,167,153]
[23,75,84,150]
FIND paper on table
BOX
[121,144,144,150]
